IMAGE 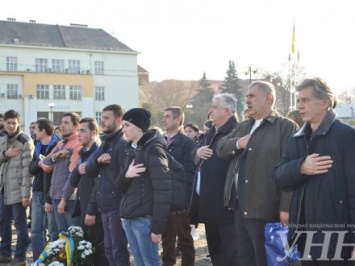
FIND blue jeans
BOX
[47,210,59,241]
[101,209,130,266]
[31,191,46,261]
[52,199,80,233]
[122,217,160,266]
[0,194,29,260]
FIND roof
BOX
[334,103,355,118]
[0,20,136,52]
[138,65,149,73]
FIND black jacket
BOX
[273,110,355,259]
[118,129,172,234]
[86,128,127,213]
[190,115,238,225]
[166,130,197,208]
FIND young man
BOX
[69,117,108,265]
[29,118,59,261]
[0,109,34,266]
[86,105,130,266]
[42,112,82,232]
[161,106,196,266]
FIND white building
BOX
[0,18,138,134]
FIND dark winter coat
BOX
[273,110,355,259]
[118,129,172,234]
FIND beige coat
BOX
[0,131,34,205]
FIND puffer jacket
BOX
[118,129,172,234]
[0,129,34,205]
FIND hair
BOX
[4,109,20,121]
[286,110,304,128]
[184,122,199,133]
[165,106,185,126]
[63,112,81,125]
[36,118,54,136]
[79,117,99,132]
[103,104,126,119]
[212,93,237,114]
[249,81,276,106]
[54,126,61,132]
[204,120,213,129]
[296,78,337,109]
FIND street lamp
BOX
[244,67,258,83]
[48,102,55,122]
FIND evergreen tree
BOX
[220,60,244,121]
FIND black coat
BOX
[190,115,238,225]
[273,111,355,259]
[118,129,172,234]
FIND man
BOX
[0,109,34,266]
[86,104,130,266]
[273,78,355,265]
[69,117,108,265]
[28,118,59,261]
[190,93,239,266]
[42,112,82,232]
[216,81,297,266]
[161,106,196,266]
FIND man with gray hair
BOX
[190,93,239,265]
[273,78,355,265]
[217,81,297,265]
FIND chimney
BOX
[7,18,16,22]
[29,20,36,23]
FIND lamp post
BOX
[48,102,55,122]
[244,67,258,83]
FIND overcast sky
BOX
[2,0,355,95]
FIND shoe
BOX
[0,255,12,263]
[175,246,181,256]
[6,258,28,266]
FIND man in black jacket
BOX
[273,78,355,265]
[161,106,197,266]
[191,93,239,266]
[85,105,129,266]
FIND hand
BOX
[300,153,333,175]
[22,198,30,208]
[53,149,69,160]
[125,160,146,178]
[58,198,67,214]
[78,162,87,175]
[237,134,251,149]
[280,211,289,226]
[38,159,43,168]
[97,153,111,164]
[85,215,96,226]
[196,145,213,160]
[44,203,53,213]
[151,233,162,244]
[5,145,21,158]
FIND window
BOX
[53,85,66,99]
[95,86,105,101]
[37,112,49,119]
[69,86,81,100]
[35,58,48,72]
[7,84,18,99]
[53,112,65,126]
[52,59,64,73]
[94,61,104,75]
[6,57,17,71]
[68,60,80,73]
[36,85,49,99]
[95,112,102,126]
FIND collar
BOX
[103,127,123,142]
[217,115,238,134]
[249,110,279,125]
[62,133,78,144]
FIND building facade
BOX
[0,18,138,133]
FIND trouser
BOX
[162,210,195,266]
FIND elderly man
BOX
[273,78,355,265]
[217,81,297,266]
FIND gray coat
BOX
[0,130,34,205]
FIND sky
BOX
[2,0,355,95]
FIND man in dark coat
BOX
[273,78,355,265]
[191,93,239,266]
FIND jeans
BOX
[101,209,130,266]
[31,191,46,261]
[123,217,160,266]
[47,210,59,241]
[52,199,80,233]
[0,194,29,260]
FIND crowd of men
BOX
[0,77,354,266]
